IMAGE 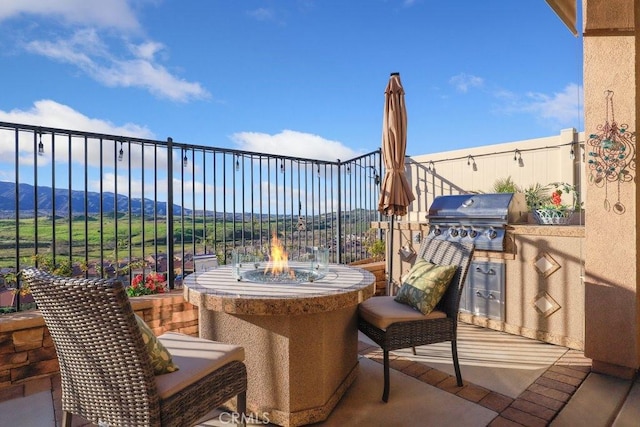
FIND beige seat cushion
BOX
[155,332,244,399]
[359,296,447,330]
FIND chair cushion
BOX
[358,296,447,330]
[135,314,180,375]
[155,332,245,399]
[394,260,457,315]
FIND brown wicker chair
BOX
[22,268,248,427]
[358,238,474,402]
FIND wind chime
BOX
[586,90,636,214]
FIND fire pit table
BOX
[183,263,375,427]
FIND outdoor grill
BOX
[425,193,527,320]
[425,193,527,251]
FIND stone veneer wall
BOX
[0,291,198,403]
[348,259,386,296]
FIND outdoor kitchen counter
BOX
[373,220,586,349]
[183,265,375,427]
[506,223,585,237]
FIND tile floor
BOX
[1,323,638,427]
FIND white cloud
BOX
[496,83,583,128]
[248,8,275,21]
[0,99,155,166]
[449,73,484,93]
[522,83,583,125]
[4,1,208,102]
[0,0,140,31]
[129,41,166,61]
[230,130,360,162]
[26,30,210,102]
[0,99,154,138]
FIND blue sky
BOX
[0,0,583,162]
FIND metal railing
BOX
[0,121,382,312]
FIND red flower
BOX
[131,274,144,289]
[127,272,167,297]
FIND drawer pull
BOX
[475,291,497,300]
[475,267,496,275]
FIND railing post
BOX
[377,148,384,242]
[336,159,342,264]
[166,137,175,289]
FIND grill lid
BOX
[427,193,527,224]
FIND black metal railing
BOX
[0,121,382,312]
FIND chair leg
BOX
[412,346,417,355]
[62,411,72,427]
[451,340,463,386]
[382,349,390,403]
[237,391,247,427]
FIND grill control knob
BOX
[433,226,442,236]
[486,227,498,239]
[449,227,458,237]
[469,229,478,238]
[459,228,468,237]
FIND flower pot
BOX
[533,208,574,225]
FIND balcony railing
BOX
[0,121,382,312]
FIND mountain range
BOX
[0,181,186,217]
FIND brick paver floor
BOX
[358,340,592,427]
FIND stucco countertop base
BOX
[472,224,585,350]
[183,265,375,427]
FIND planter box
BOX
[349,258,386,296]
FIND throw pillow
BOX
[134,314,179,375]
[394,260,457,315]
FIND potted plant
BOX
[492,176,521,193]
[127,272,167,297]
[532,182,579,225]
[349,229,387,296]
[366,238,386,261]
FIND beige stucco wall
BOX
[582,0,639,378]
[503,226,585,350]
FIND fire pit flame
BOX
[231,242,329,284]
[264,234,294,279]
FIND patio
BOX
[1,3,640,425]
[2,323,638,427]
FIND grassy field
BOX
[0,212,367,270]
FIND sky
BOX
[0,0,583,162]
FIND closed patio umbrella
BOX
[378,72,415,295]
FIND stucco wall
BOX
[582,0,639,377]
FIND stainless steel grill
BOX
[425,192,527,321]
[425,193,527,251]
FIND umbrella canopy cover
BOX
[378,72,415,217]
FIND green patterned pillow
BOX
[134,314,179,375]
[394,260,457,315]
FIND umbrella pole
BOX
[387,215,394,296]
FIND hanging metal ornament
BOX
[296,216,307,231]
[587,90,636,214]
[296,201,306,231]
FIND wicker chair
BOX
[357,238,474,402]
[22,268,248,427]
